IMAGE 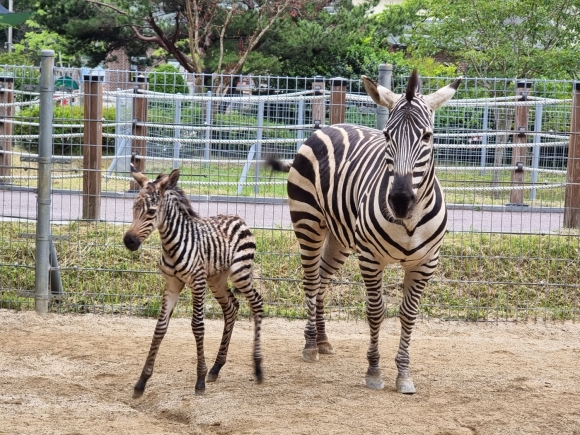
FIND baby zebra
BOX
[123,165,263,398]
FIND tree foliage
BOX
[410,0,580,79]
[33,0,334,80]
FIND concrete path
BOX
[0,189,567,234]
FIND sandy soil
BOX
[1,310,580,435]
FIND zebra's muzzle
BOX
[123,232,142,251]
[388,175,417,220]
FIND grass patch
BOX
[0,221,579,321]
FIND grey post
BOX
[375,64,392,130]
[36,50,55,315]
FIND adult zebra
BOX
[123,165,263,398]
[268,71,461,393]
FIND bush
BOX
[148,64,189,94]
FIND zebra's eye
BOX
[146,209,156,216]
[422,133,433,143]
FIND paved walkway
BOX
[0,189,568,234]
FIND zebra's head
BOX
[123,165,180,251]
[361,70,461,220]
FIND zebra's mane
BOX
[163,184,199,219]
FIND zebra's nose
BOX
[388,175,417,219]
[123,232,142,251]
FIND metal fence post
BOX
[480,106,489,175]
[129,74,148,191]
[564,82,580,228]
[254,100,264,194]
[0,74,14,184]
[330,78,347,125]
[82,70,104,219]
[35,50,55,315]
[375,63,392,130]
[173,96,182,169]
[311,76,325,129]
[296,99,304,152]
[530,104,543,201]
[204,91,211,165]
[508,81,531,206]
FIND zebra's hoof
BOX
[302,348,319,362]
[396,374,416,394]
[132,389,144,399]
[206,373,218,382]
[317,342,335,354]
[195,388,205,396]
[365,374,385,390]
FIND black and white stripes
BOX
[123,165,263,398]
[269,70,461,393]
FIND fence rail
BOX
[0,58,579,322]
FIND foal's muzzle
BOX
[123,232,142,251]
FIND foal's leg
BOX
[230,260,264,383]
[206,273,239,382]
[133,275,184,399]
[316,232,350,355]
[190,277,210,395]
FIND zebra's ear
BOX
[130,164,149,188]
[424,77,462,111]
[159,169,180,194]
[361,75,401,110]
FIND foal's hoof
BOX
[396,374,416,394]
[206,373,218,382]
[317,342,335,355]
[132,389,144,399]
[302,348,319,363]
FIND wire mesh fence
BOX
[0,62,579,322]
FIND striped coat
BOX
[123,166,263,398]
[270,70,460,393]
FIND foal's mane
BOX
[164,183,199,219]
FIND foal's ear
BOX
[130,164,149,188]
[159,169,180,194]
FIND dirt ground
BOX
[1,310,580,435]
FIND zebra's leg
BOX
[191,277,210,395]
[360,261,386,390]
[133,275,184,399]
[295,220,327,363]
[316,233,350,355]
[395,262,435,394]
[230,262,264,384]
[206,273,239,383]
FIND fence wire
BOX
[0,66,578,322]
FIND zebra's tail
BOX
[265,156,292,173]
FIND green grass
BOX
[0,221,579,321]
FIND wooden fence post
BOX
[329,77,347,125]
[311,76,325,129]
[563,82,580,228]
[508,81,531,206]
[0,75,14,184]
[129,74,149,191]
[82,73,104,220]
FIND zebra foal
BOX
[123,165,263,398]
[268,70,460,393]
